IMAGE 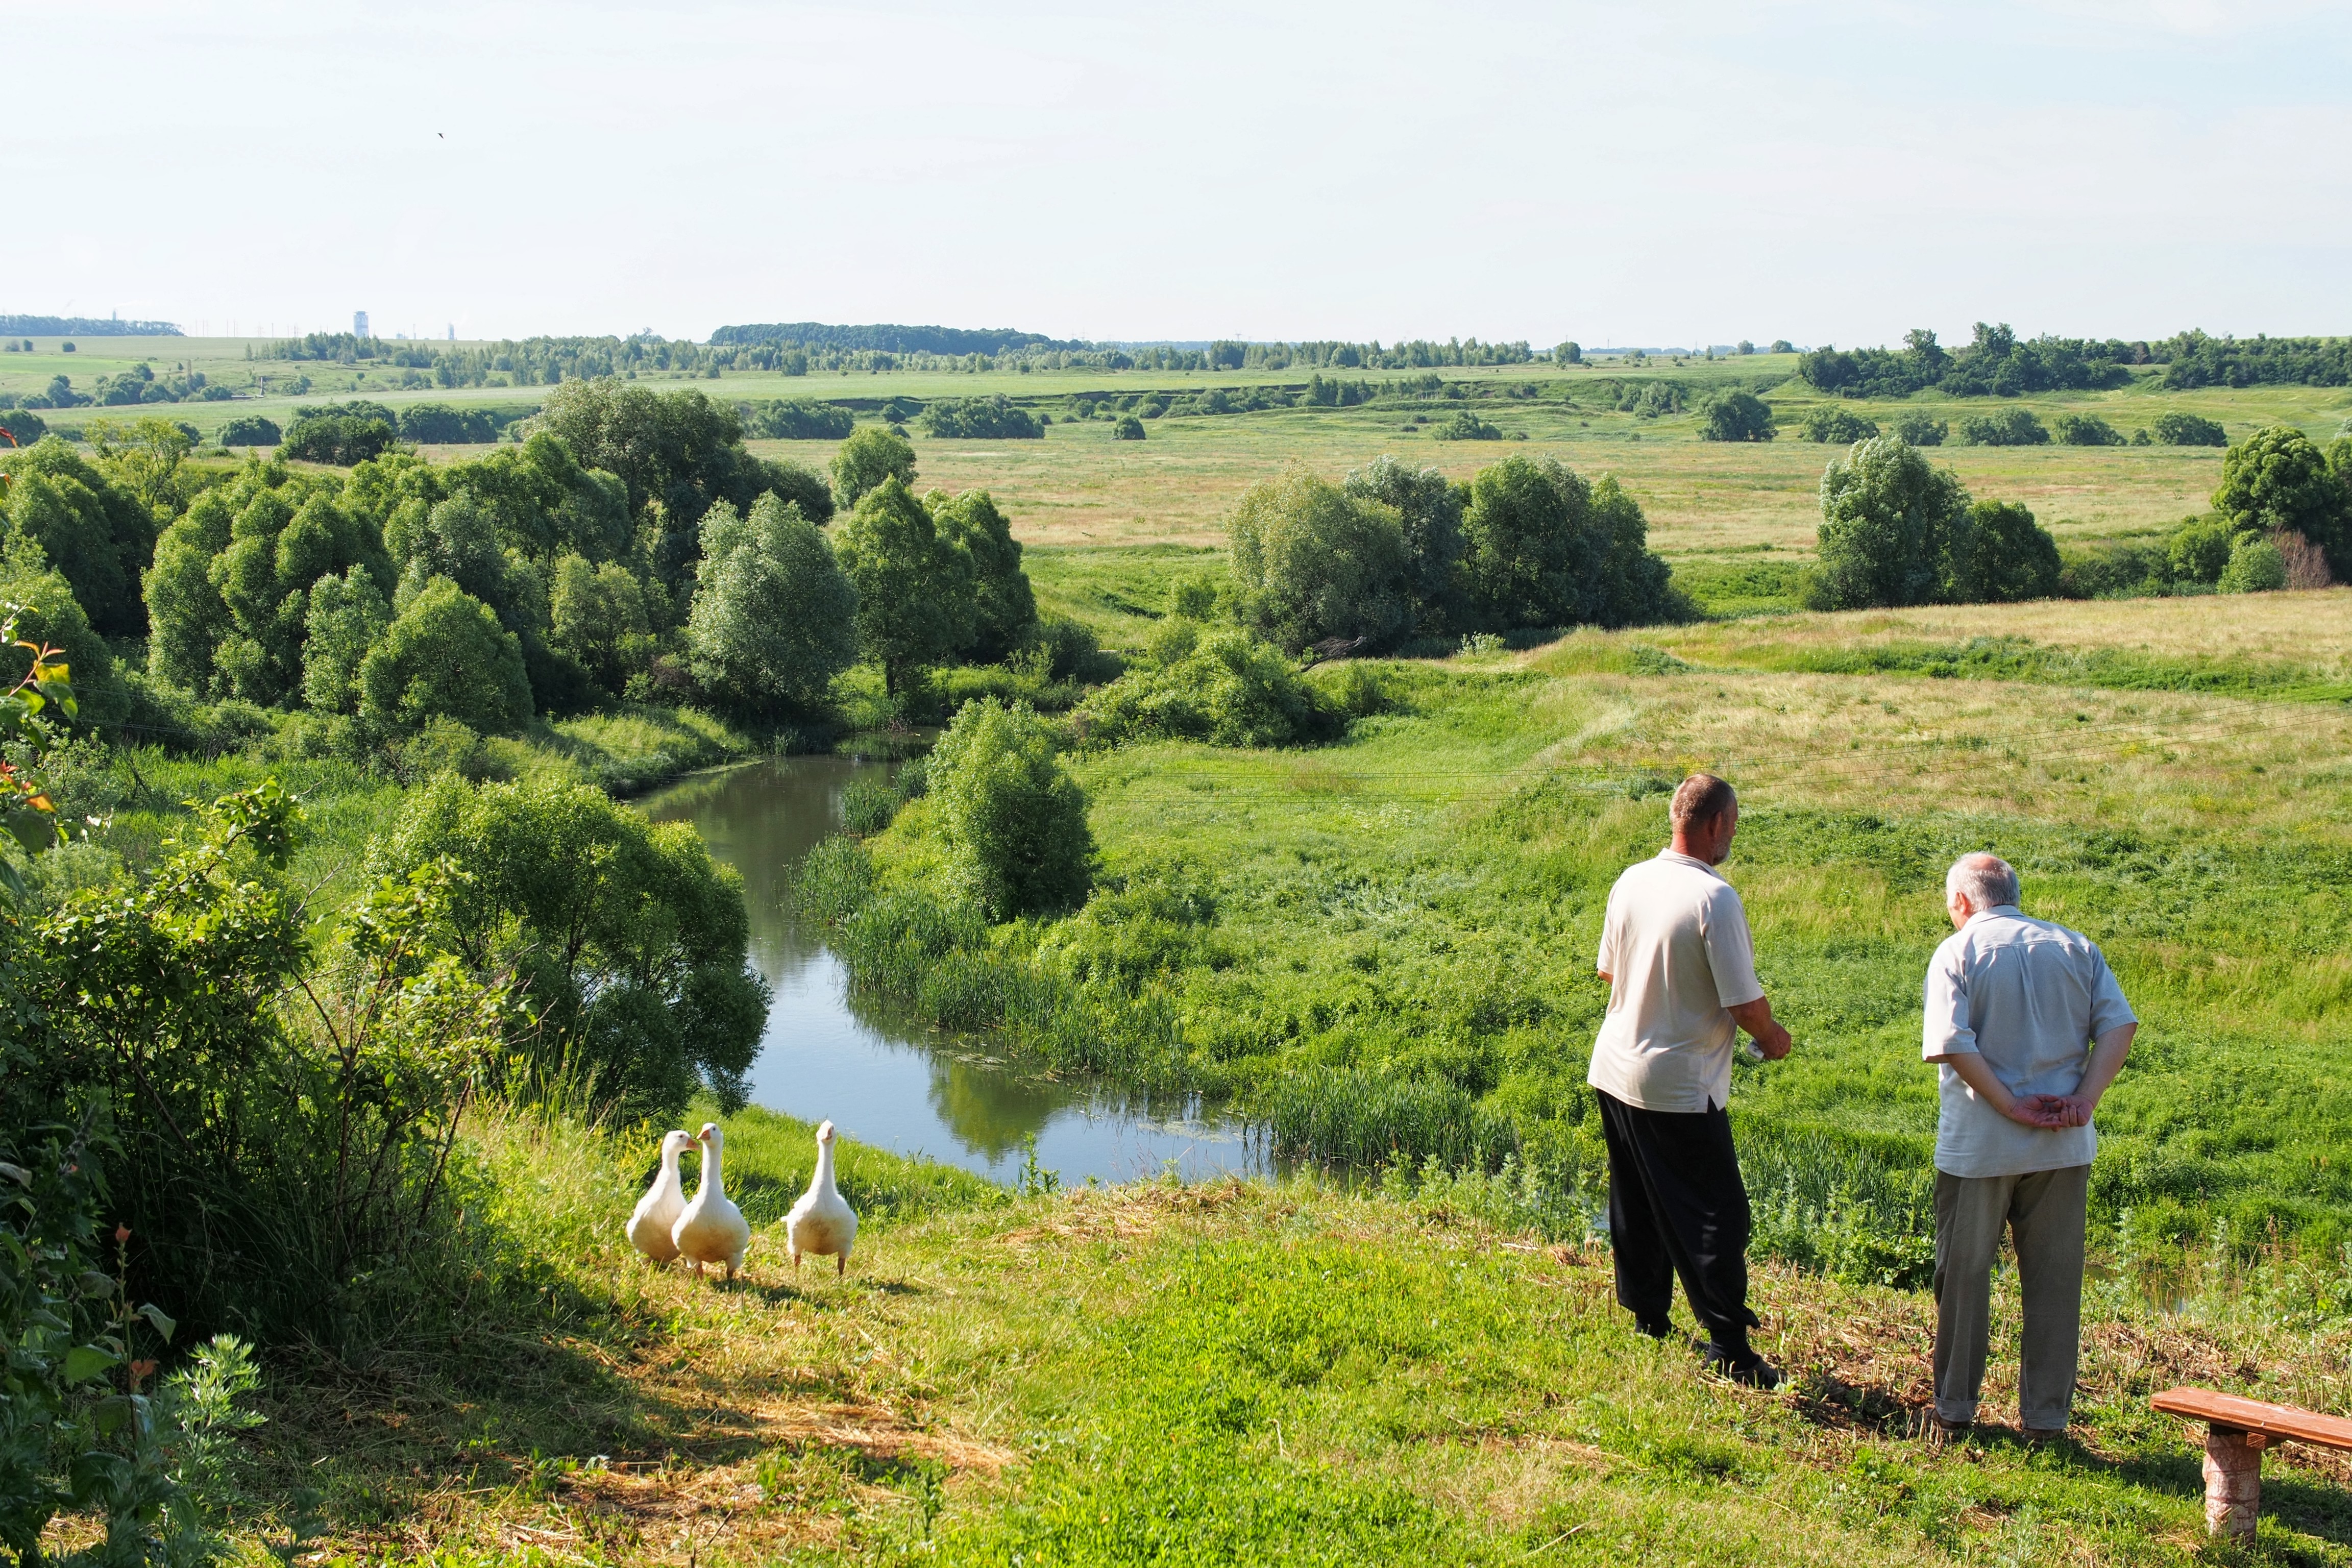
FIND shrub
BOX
[217,414,280,447]
[1800,407,1880,444]
[2219,533,2289,594]
[1892,411,1947,446]
[829,426,918,511]
[2052,412,2124,446]
[1342,455,1466,633]
[685,494,857,716]
[1079,628,1336,748]
[741,399,854,440]
[1696,389,1775,443]
[0,410,45,444]
[1433,410,1502,440]
[920,395,1043,440]
[1112,414,1145,440]
[0,535,125,729]
[371,774,768,1116]
[0,435,158,638]
[2151,410,2227,446]
[280,413,397,465]
[928,489,1036,664]
[2213,424,2350,580]
[1955,408,2049,446]
[834,476,974,694]
[1459,455,1673,631]
[358,576,534,733]
[396,403,502,444]
[1808,436,1971,609]
[1946,500,2062,603]
[1228,469,1412,653]
[927,697,1092,920]
[2165,518,2236,585]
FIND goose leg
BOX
[837,1254,846,1277]
[792,1251,801,1273]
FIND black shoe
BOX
[1634,1316,1673,1340]
[1696,1341,1782,1390]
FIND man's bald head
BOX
[1946,853,2020,916]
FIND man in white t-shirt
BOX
[1588,773,1793,1388]
[1922,852,2136,1444]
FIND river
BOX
[640,754,1263,1187]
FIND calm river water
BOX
[640,755,1263,1187]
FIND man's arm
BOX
[2048,1022,2136,1128]
[1927,1048,2066,1129]
[1727,995,1792,1061]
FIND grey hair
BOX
[1946,853,2020,912]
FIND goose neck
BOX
[701,1139,724,1197]
[815,1141,837,1190]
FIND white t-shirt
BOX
[1923,906,2136,1179]
[1586,849,1766,1113]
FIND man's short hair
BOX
[1669,773,1737,832]
[1946,853,2020,912]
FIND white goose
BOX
[786,1120,859,1276]
[672,1121,751,1280]
[625,1129,695,1264]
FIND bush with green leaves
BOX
[685,494,857,716]
[1809,436,1971,609]
[281,412,396,465]
[1696,389,1776,443]
[2219,533,2289,594]
[359,576,534,733]
[922,697,1092,920]
[920,395,1043,440]
[1229,469,1411,653]
[739,398,855,442]
[1946,500,2062,603]
[1341,456,1464,633]
[0,436,157,637]
[830,426,918,511]
[927,489,1037,664]
[372,774,768,1116]
[834,476,974,695]
[2052,412,2124,446]
[2164,518,2236,585]
[217,413,280,447]
[1800,407,1879,444]
[1458,455,1673,631]
[1955,408,2049,446]
[1892,411,1947,446]
[2151,410,2227,446]
[0,536,124,729]
[1078,628,1337,749]
[1433,410,1502,441]
[1112,414,1145,440]
[2212,424,2351,580]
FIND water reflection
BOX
[640,755,1261,1185]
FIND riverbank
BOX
[211,1104,2342,1566]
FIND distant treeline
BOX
[1800,322,2352,398]
[709,322,1082,355]
[2159,331,2352,389]
[0,314,182,336]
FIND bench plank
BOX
[2153,1386,2352,1450]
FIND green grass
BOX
[1023,543,1220,650]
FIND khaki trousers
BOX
[1932,1164,2089,1431]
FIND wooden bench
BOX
[2152,1386,2352,1538]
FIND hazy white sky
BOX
[13,1,2348,347]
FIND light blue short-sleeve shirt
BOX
[1923,905,2137,1179]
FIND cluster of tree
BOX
[709,322,1082,356]
[2151,410,2227,446]
[1434,410,1503,440]
[264,332,757,388]
[1800,407,1877,443]
[2160,332,2352,389]
[1955,408,2049,447]
[2051,413,2125,446]
[5,375,93,409]
[737,398,856,439]
[919,395,1044,440]
[0,313,180,335]
[220,414,281,446]
[397,402,530,443]
[1798,324,2141,399]
[1697,389,1776,442]
[1586,379,1684,417]
[1304,373,1381,407]
[1227,454,1676,652]
[281,407,399,465]
[2211,424,2352,582]
[1808,436,2064,609]
[66,362,233,406]
[0,435,162,638]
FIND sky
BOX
[11,0,2350,348]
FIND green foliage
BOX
[1696,389,1776,443]
[737,398,854,441]
[1891,410,1947,446]
[1799,322,2135,397]
[1800,407,1879,444]
[1079,628,1337,749]
[2165,518,2236,585]
[1432,409,1501,440]
[919,395,1044,440]
[281,413,396,465]
[548,554,654,699]
[0,436,157,638]
[1458,455,1673,631]
[927,697,1093,920]
[2212,423,2351,579]
[299,565,390,714]
[373,774,768,1117]
[1809,436,1972,609]
[685,495,857,716]
[1945,500,2062,603]
[1342,456,1466,634]
[829,426,918,512]
[757,457,835,526]
[2219,533,2289,594]
[1228,470,1411,653]
[834,476,973,695]
[1955,408,2049,446]
[532,379,767,531]
[2151,409,2227,446]
[2053,412,2124,446]
[0,536,122,729]
[927,489,1037,664]
[359,577,534,734]
[1111,414,1145,440]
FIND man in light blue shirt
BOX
[1922,852,2136,1443]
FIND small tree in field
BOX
[1696,389,1775,442]
[927,697,1092,920]
[927,489,1036,664]
[1946,500,2061,603]
[833,476,973,695]
[685,494,858,716]
[2213,425,2350,580]
[1228,469,1411,653]
[1809,436,1970,609]
[829,426,917,511]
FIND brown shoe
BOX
[1924,1415,1972,1451]
[2021,1426,2066,1448]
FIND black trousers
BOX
[1595,1087,1759,1354]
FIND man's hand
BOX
[1726,996,1792,1061]
[2004,1094,2073,1129]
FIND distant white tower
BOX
[447,323,455,341]
[354,309,371,338]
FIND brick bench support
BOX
[2154,1386,2352,1539]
